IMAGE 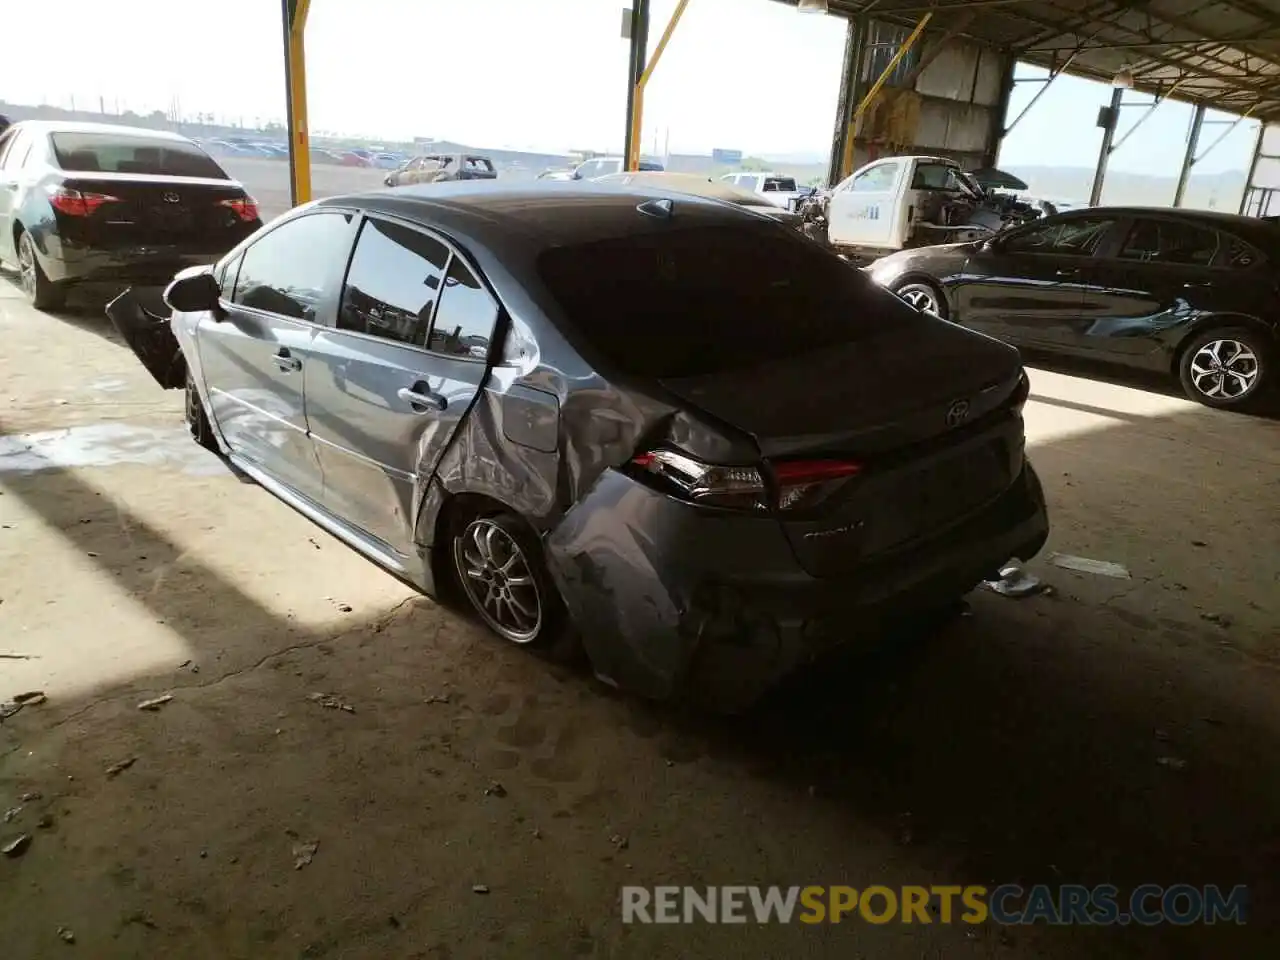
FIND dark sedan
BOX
[0,121,261,310]
[867,207,1278,409]
[106,182,1048,710]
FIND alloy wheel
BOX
[17,234,36,298]
[898,285,940,317]
[454,518,543,643]
[1188,339,1260,401]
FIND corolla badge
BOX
[945,399,971,427]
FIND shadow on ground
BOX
[1,400,1277,958]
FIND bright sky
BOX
[3,0,1258,173]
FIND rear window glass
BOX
[763,177,797,192]
[51,133,227,179]
[538,223,887,379]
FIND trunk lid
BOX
[659,320,1027,577]
[56,172,255,250]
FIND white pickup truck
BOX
[719,172,804,210]
[816,155,1040,260]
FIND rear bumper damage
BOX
[545,459,1048,710]
[104,287,186,390]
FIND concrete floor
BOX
[1,277,1278,959]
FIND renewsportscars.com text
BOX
[621,884,1248,926]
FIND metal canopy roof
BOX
[801,0,1280,120]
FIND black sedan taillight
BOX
[630,448,862,512]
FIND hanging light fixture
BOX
[797,0,829,12]
[1113,66,1135,88]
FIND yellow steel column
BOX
[283,0,313,205]
[839,12,932,180]
[628,0,690,171]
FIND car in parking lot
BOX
[107,182,1048,710]
[0,121,261,310]
[593,171,804,229]
[867,207,1278,408]
[384,153,498,187]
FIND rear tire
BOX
[186,372,219,453]
[892,278,948,320]
[1177,326,1269,409]
[16,229,66,311]
[449,508,577,661]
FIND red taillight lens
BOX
[219,196,259,222]
[630,449,862,512]
[47,186,118,216]
[771,459,862,511]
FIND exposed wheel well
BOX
[1170,316,1276,376]
[429,491,534,592]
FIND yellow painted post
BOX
[840,12,932,180]
[283,0,313,205]
[628,0,690,171]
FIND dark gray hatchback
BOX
[108,181,1049,711]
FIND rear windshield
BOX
[762,177,797,192]
[50,133,228,179]
[538,222,884,379]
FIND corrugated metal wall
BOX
[847,22,1011,175]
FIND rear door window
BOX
[1223,235,1263,269]
[0,130,31,171]
[232,211,354,322]
[338,216,450,345]
[538,220,889,379]
[50,132,227,179]
[427,259,498,360]
[1118,218,1220,267]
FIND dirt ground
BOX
[2,276,1279,960]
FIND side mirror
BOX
[163,271,221,315]
[384,175,394,186]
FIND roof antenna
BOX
[637,198,674,219]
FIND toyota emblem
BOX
[945,399,971,427]
[162,191,181,204]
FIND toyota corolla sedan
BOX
[0,121,261,310]
[867,207,1279,410]
[107,182,1048,710]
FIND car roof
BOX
[316,180,772,250]
[1059,205,1280,244]
[8,120,191,142]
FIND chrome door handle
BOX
[1055,269,1077,277]
[272,351,302,372]
[397,386,447,412]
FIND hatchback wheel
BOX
[1178,327,1268,409]
[893,280,946,319]
[452,511,564,646]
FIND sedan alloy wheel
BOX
[1187,338,1260,402]
[17,233,37,298]
[453,516,543,643]
[895,282,945,319]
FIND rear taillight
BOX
[219,196,259,222]
[771,459,863,511]
[47,186,118,216]
[630,449,861,512]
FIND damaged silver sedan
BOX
[107,181,1049,710]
